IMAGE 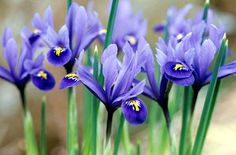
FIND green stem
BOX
[91,97,99,155]
[106,111,114,145]
[40,97,46,155]
[113,113,125,155]
[67,87,79,155]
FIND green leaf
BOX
[91,46,100,155]
[191,35,228,155]
[202,0,210,21]
[24,110,39,155]
[40,96,46,155]
[179,86,193,155]
[67,87,79,155]
[104,0,120,48]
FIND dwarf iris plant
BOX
[0,0,236,155]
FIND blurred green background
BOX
[0,0,236,155]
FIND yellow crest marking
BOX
[37,71,47,80]
[176,33,183,40]
[55,47,63,56]
[99,29,107,35]
[174,64,185,71]
[130,100,140,112]
[126,36,137,45]
[33,29,41,34]
[65,73,79,78]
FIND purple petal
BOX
[44,6,54,28]
[101,44,119,97]
[154,24,165,32]
[164,61,192,78]
[0,66,14,83]
[121,98,148,125]
[203,61,236,85]
[198,39,216,78]
[165,74,194,86]
[58,25,69,47]
[46,27,58,46]
[47,46,71,66]
[2,28,13,47]
[31,69,55,91]
[76,60,107,103]
[4,38,18,77]
[113,80,145,104]
[59,72,81,89]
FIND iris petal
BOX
[47,46,71,66]
[121,98,148,125]
[31,69,55,91]
[164,61,192,78]
[59,72,81,89]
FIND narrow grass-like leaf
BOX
[20,90,39,155]
[191,35,227,155]
[147,102,157,154]
[179,86,193,155]
[91,46,100,155]
[122,122,133,155]
[113,113,125,155]
[67,87,79,155]
[104,0,119,48]
[67,0,72,11]
[24,109,39,155]
[40,96,46,155]
[137,141,141,155]
[202,0,210,21]
[82,48,93,155]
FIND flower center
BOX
[37,71,47,80]
[173,64,187,71]
[54,47,65,57]
[127,100,141,112]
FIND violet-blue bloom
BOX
[0,28,55,91]
[154,4,216,43]
[156,28,236,89]
[61,42,148,125]
[99,0,147,49]
[29,6,54,45]
[29,2,101,72]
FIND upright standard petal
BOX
[0,66,14,83]
[31,69,55,91]
[121,98,148,125]
[77,61,107,103]
[4,38,18,78]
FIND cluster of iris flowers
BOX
[0,0,236,155]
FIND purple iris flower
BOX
[28,2,101,73]
[60,42,148,125]
[156,26,236,89]
[0,28,55,92]
[154,4,215,43]
[99,0,147,49]
[28,6,54,45]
